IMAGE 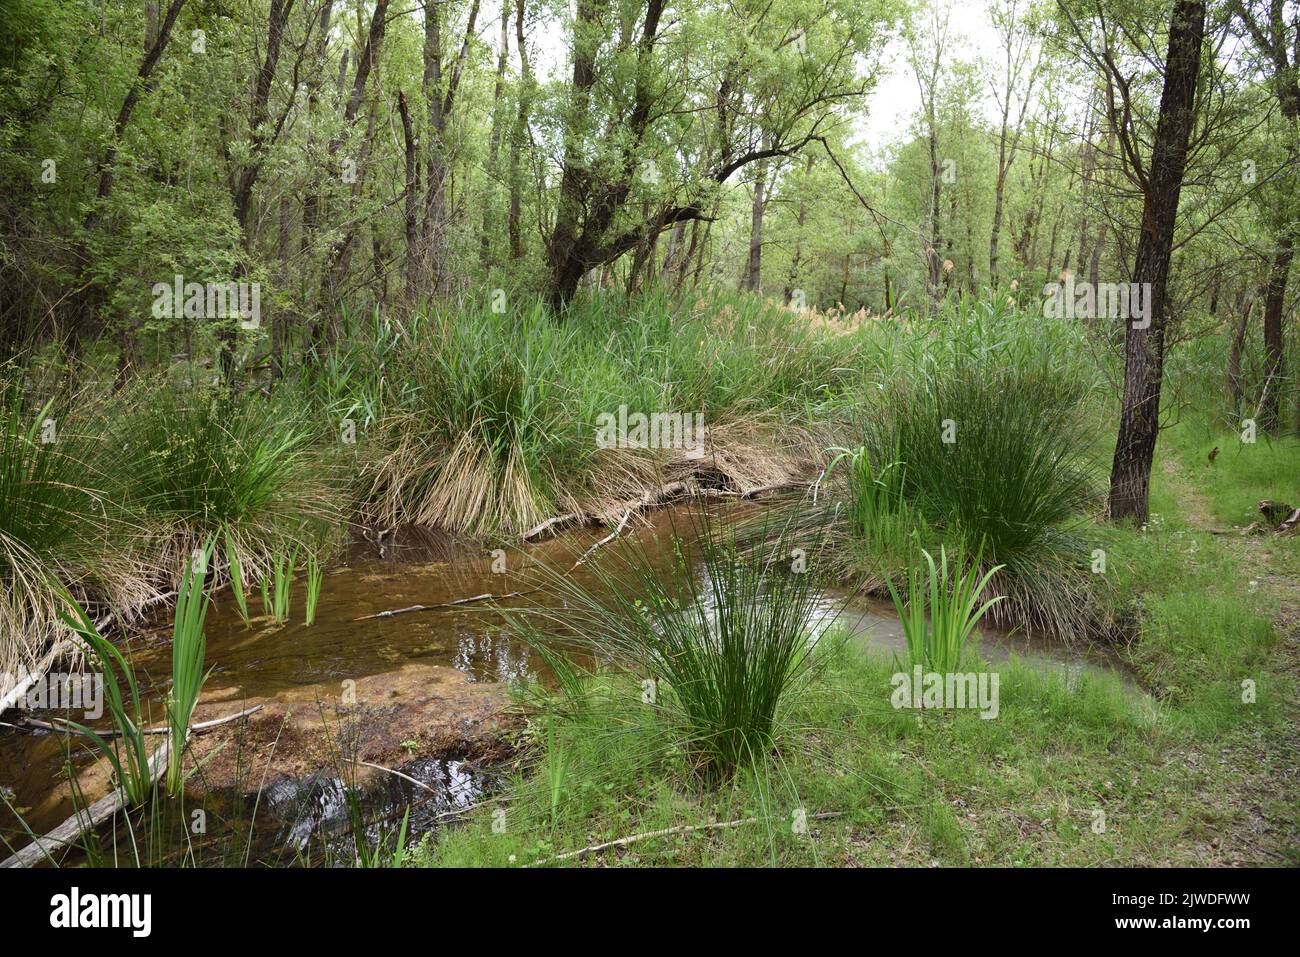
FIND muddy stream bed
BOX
[0,501,1127,865]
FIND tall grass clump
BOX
[593,289,867,422]
[110,379,341,581]
[166,542,213,796]
[0,374,148,676]
[860,343,1102,634]
[507,506,837,786]
[367,304,658,536]
[887,547,1004,672]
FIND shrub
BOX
[507,506,836,785]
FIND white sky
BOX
[500,0,1006,150]
[858,0,1003,146]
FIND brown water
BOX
[0,501,1126,864]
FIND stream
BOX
[0,501,1128,865]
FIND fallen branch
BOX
[7,704,263,739]
[527,811,843,866]
[522,513,587,541]
[0,735,181,869]
[354,589,539,621]
[568,506,638,571]
[0,640,75,719]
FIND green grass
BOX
[414,412,1296,868]
[887,547,1004,673]
[110,380,342,578]
[417,641,1171,867]
[260,543,298,625]
[57,589,154,808]
[857,348,1101,635]
[505,506,837,787]
[362,291,856,537]
[1160,415,1300,528]
[166,540,213,797]
[304,552,323,626]
[3,294,1295,869]
[0,374,148,670]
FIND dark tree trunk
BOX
[1260,225,1295,431]
[507,0,532,262]
[1228,289,1250,417]
[742,156,768,292]
[1232,0,1300,433]
[70,0,186,359]
[480,1,511,270]
[1108,0,1205,523]
[397,90,420,306]
[272,193,293,379]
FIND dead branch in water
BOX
[4,704,264,739]
[0,640,75,718]
[354,589,540,621]
[0,735,183,869]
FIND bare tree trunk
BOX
[421,0,482,296]
[660,221,684,281]
[1260,225,1295,431]
[507,0,532,262]
[480,1,511,270]
[315,0,390,333]
[224,0,303,380]
[300,0,336,271]
[397,90,420,307]
[741,155,768,292]
[1232,0,1300,433]
[785,153,812,300]
[272,193,293,379]
[1228,288,1250,417]
[925,124,943,315]
[1108,0,1205,523]
[72,0,186,358]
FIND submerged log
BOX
[0,736,179,869]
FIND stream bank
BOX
[1,497,1128,865]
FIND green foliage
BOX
[853,306,1103,633]
[304,552,323,626]
[0,374,149,669]
[508,507,835,786]
[166,540,213,797]
[260,544,299,625]
[110,380,341,576]
[886,546,1003,672]
[57,590,153,808]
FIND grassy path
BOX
[1147,444,1299,865]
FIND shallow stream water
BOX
[0,501,1127,864]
